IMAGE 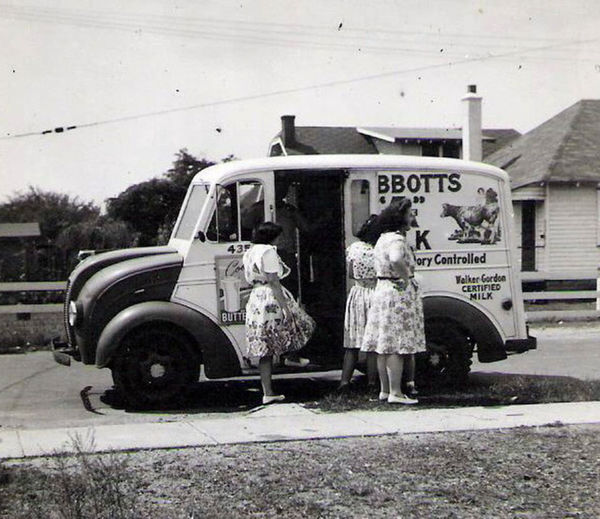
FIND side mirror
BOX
[196,230,206,242]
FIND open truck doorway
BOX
[274,170,346,366]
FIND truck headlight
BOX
[68,300,82,327]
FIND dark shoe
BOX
[405,383,419,399]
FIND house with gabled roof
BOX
[485,99,600,273]
[269,85,520,162]
[269,119,519,161]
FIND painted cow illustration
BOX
[441,188,500,244]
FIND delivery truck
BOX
[53,154,535,407]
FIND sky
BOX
[1,0,600,209]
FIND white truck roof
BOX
[192,154,508,185]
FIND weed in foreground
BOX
[0,431,142,519]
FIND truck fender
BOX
[96,301,242,378]
[423,296,507,363]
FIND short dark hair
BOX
[377,198,412,233]
[252,221,283,244]
[356,214,380,245]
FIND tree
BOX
[106,149,231,246]
[164,149,217,191]
[0,187,99,242]
[105,178,183,246]
[55,216,136,273]
[0,187,102,279]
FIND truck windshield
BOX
[173,183,210,240]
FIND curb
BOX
[2,401,600,460]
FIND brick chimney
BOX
[281,115,296,147]
[462,85,482,162]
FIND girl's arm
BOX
[265,272,292,320]
[388,242,410,282]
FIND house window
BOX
[270,143,284,157]
[442,142,460,158]
[421,143,440,157]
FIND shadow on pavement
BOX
[99,371,600,414]
[100,375,343,414]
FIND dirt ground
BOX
[2,423,600,518]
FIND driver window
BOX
[207,181,264,243]
[207,185,237,242]
[239,182,264,240]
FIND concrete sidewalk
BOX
[2,401,600,460]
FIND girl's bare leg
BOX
[404,354,417,395]
[386,354,404,397]
[367,352,378,387]
[339,349,359,388]
[259,355,275,396]
[377,354,390,398]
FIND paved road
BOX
[473,322,600,380]
[1,322,599,431]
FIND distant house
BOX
[269,116,519,161]
[485,100,600,273]
[0,222,41,280]
[269,85,520,161]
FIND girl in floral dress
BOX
[338,215,379,390]
[362,199,426,404]
[243,222,315,404]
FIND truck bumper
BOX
[505,335,537,353]
[51,337,80,366]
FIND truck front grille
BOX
[63,280,76,348]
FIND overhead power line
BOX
[0,3,597,60]
[3,32,599,141]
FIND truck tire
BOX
[111,325,200,409]
[417,319,474,387]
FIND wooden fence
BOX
[521,270,600,322]
[1,273,599,322]
[0,281,66,314]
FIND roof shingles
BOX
[486,100,600,188]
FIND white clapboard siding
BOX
[547,184,600,272]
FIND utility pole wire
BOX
[2,34,599,141]
[1,4,596,58]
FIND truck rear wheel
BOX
[111,325,200,409]
[418,319,473,387]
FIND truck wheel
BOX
[111,326,200,409]
[418,319,473,387]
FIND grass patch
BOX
[0,432,141,519]
[4,427,600,517]
[314,374,600,413]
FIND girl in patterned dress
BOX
[338,215,379,390]
[243,222,316,404]
[362,199,426,404]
